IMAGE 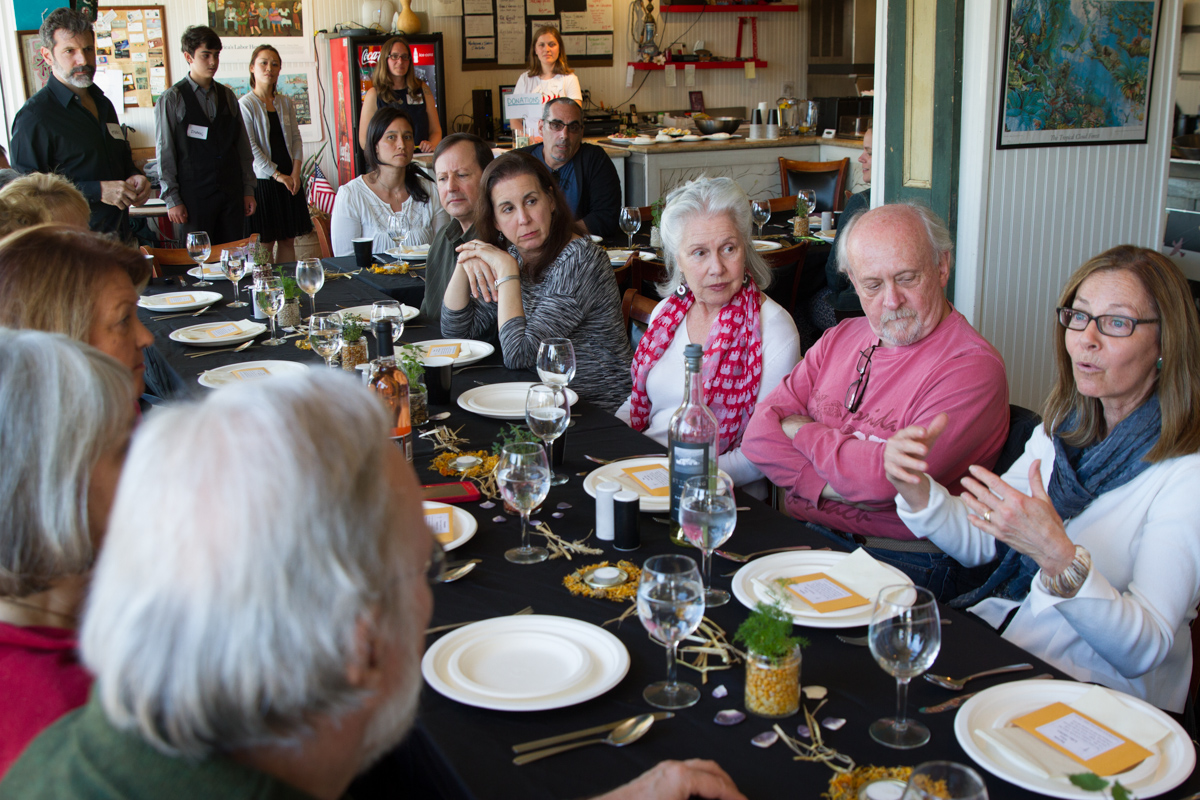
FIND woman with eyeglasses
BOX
[886,246,1200,712]
[510,26,581,143]
[358,36,442,154]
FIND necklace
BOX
[0,596,77,626]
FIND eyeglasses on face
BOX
[844,339,881,413]
[1055,307,1159,338]
[545,119,584,134]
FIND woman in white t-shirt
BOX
[511,26,582,142]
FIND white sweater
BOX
[330,174,447,257]
[512,72,582,136]
[615,295,801,488]
[897,425,1200,712]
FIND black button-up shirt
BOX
[10,74,140,238]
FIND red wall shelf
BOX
[660,4,797,11]
[628,59,768,70]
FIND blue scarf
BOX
[950,394,1161,608]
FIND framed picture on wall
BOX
[17,31,52,100]
[689,91,705,113]
[997,0,1162,149]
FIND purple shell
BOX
[552,512,565,519]
[492,515,508,524]
[795,724,811,738]
[820,716,846,731]
[751,731,779,748]
[711,685,728,699]
[556,502,572,509]
[479,501,496,509]
[714,709,745,726]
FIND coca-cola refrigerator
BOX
[329,32,447,185]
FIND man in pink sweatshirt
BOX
[742,203,1008,600]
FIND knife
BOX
[919,673,1053,714]
[511,712,674,753]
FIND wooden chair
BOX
[621,287,659,348]
[140,233,260,279]
[311,213,333,259]
[767,195,800,214]
[778,158,850,212]
[626,255,668,299]
[760,241,810,315]
[612,259,632,294]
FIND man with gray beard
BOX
[10,8,150,241]
[742,203,1009,601]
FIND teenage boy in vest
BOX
[154,25,256,244]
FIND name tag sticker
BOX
[780,573,868,613]
[230,367,271,381]
[205,323,241,339]
[186,124,209,140]
[424,343,462,359]
[165,294,195,305]
[622,464,671,496]
[107,122,123,139]
[425,507,456,544]
[1012,703,1152,776]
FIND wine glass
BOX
[751,200,771,239]
[254,276,286,346]
[308,312,343,368]
[797,189,817,221]
[679,475,736,607]
[186,231,212,287]
[371,300,404,356]
[868,585,941,749]
[536,338,576,388]
[295,257,325,319]
[637,553,705,709]
[221,247,248,307]
[496,442,550,565]
[619,206,641,249]
[525,383,570,486]
[387,211,409,254]
[901,762,989,800]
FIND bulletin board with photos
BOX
[94,5,170,107]
[461,0,613,71]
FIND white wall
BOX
[954,0,1181,410]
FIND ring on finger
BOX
[983,510,991,523]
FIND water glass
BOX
[221,247,248,307]
[679,475,736,607]
[525,383,570,486]
[751,200,771,238]
[254,276,286,346]
[637,554,705,709]
[901,761,989,800]
[387,211,409,252]
[308,312,343,368]
[370,300,404,356]
[497,442,550,565]
[186,231,212,287]
[619,206,641,249]
[797,189,817,219]
[536,338,575,388]
[295,257,325,318]
[868,585,942,749]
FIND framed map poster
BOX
[17,30,53,99]
[998,0,1162,148]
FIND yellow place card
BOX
[621,464,670,496]
[779,573,868,613]
[425,343,462,359]
[205,323,241,339]
[165,294,195,305]
[230,367,270,381]
[424,507,455,544]
[1012,703,1153,776]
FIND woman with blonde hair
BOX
[358,36,442,154]
[511,26,581,142]
[0,173,90,236]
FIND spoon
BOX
[924,662,1033,690]
[436,561,478,583]
[512,714,655,765]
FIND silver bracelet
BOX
[494,274,521,289]
[1040,545,1092,598]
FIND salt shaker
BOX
[595,480,620,541]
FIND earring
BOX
[742,274,750,287]
[1157,357,1163,370]
[676,282,689,297]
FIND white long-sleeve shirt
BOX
[330,174,447,256]
[897,425,1200,712]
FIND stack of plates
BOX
[457,382,578,419]
[187,264,229,281]
[753,240,783,252]
[422,501,477,551]
[336,304,419,323]
[417,339,494,367]
[197,360,308,388]
[582,457,733,513]
[385,244,431,261]
[138,291,223,312]
[169,320,265,347]
[422,615,630,711]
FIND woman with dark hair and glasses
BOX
[331,107,446,257]
[887,246,1200,712]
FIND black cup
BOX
[352,238,373,268]
[423,357,454,405]
[613,490,641,551]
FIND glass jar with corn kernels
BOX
[744,645,801,718]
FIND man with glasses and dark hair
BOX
[517,97,621,238]
[742,203,1009,601]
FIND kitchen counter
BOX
[592,133,865,155]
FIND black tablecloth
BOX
[142,276,1200,800]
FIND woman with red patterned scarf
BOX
[616,177,802,496]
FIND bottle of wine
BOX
[368,320,413,462]
[667,343,719,545]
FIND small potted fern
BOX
[733,601,807,718]
[276,268,302,328]
[340,314,369,372]
[649,197,666,249]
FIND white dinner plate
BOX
[607,249,657,266]
[422,614,630,711]
[457,382,579,420]
[422,501,477,552]
[589,234,604,243]
[417,339,494,366]
[582,457,733,513]
[169,320,266,347]
[679,134,704,142]
[955,680,1194,799]
[753,240,783,252]
[187,265,229,281]
[138,290,224,312]
[335,304,419,323]
[815,229,837,242]
[704,133,743,140]
[607,136,637,145]
[197,360,309,388]
[385,244,431,261]
[731,551,911,628]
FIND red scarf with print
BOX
[628,280,764,454]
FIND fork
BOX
[151,305,214,321]
[713,545,814,563]
[837,619,952,646]
[187,340,255,358]
[424,605,533,635]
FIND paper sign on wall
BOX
[504,92,542,120]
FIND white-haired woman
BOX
[616,177,802,492]
[0,328,136,777]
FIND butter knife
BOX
[512,712,674,753]
[919,673,1053,714]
